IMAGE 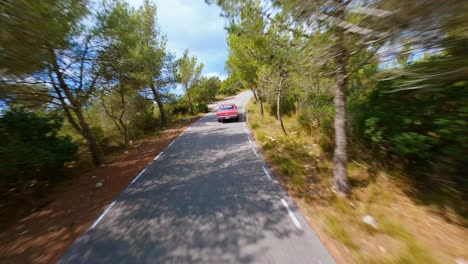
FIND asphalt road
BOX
[61,91,335,264]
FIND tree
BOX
[0,110,78,193]
[210,0,386,195]
[176,50,204,115]
[134,0,173,127]
[98,1,141,146]
[191,76,222,103]
[224,2,268,115]
[219,73,242,95]
[1,0,105,165]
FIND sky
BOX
[127,0,228,81]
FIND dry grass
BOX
[246,100,468,264]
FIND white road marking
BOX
[180,131,185,136]
[248,136,252,143]
[89,201,116,230]
[244,127,248,134]
[281,198,303,230]
[243,123,246,128]
[253,148,259,156]
[262,166,272,180]
[168,140,175,147]
[154,152,163,160]
[131,168,146,184]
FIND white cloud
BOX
[205,72,227,80]
[126,0,228,77]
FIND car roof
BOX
[220,103,236,106]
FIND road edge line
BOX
[131,168,146,184]
[262,166,272,180]
[281,198,303,230]
[89,201,117,230]
[154,152,164,160]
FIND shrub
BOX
[251,122,259,130]
[195,102,209,113]
[0,111,79,192]
[297,105,335,153]
[268,92,297,116]
[168,101,189,115]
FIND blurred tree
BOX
[1,0,105,165]
[134,0,175,127]
[0,111,78,193]
[176,50,204,115]
[191,76,222,103]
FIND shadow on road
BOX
[61,115,299,263]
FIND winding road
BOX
[61,90,335,264]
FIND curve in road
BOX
[60,90,335,264]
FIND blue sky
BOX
[127,0,228,81]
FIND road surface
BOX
[61,91,335,264]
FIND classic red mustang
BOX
[216,103,239,122]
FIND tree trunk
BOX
[150,82,167,127]
[277,78,287,135]
[100,92,123,135]
[75,108,104,165]
[259,93,264,118]
[186,85,194,115]
[118,118,129,146]
[332,28,350,196]
[118,84,129,147]
[48,47,104,166]
[252,88,258,102]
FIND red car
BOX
[217,103,239,122]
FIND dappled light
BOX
[1,0,467,263]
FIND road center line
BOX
[262,166,272,180]
[281,198,303,230]
[89,201,116,230]
[154,152,163,160]
[168,140,175,147]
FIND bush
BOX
[0,111,79,191]
[195,102,209,113]
[218,84,239,95]
[127,95,159,135]
[191,76,221,102]
[168,100,189,115]
[268,92,297,116]
[350,69,468,202]
[297,104,335,153]
[219,75,242,95]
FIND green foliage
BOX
[191,76,221,103]
[176,49,204,92]
[194,102,209,113]
[168,100,189,115]
[86,92,159,148]
[267,91,297,116]
[219,75,242,95]
[297,101,335,153]
[0,111,78,191]
[351,58,468,199]
[251,122,259,130]
[364,118,384,144]
[0,0,88,74]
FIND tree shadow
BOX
[60,115,328,263]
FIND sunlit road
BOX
[61,90,335,263]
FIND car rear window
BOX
[220,105,234,110]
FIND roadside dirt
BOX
[0,122,195,264]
